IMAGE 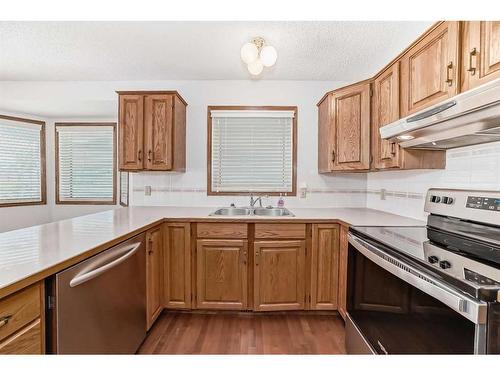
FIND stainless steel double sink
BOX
[210,207,294,217]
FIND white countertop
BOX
[0,206,424,297]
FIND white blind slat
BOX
[211,112,293,193]
[57,125,114,202]
[0,120,43,204]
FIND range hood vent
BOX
[380,78,500,150]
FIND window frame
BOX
[55,122,117,205]
[207,106,298,196]
[0,114,47,208]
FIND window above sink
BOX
[208,106,298,196]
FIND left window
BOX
[0,115,46,207]
[55,123,116,205]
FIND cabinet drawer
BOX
[197,223,247,239]
[255,223,306,239]
[0,283,41,342]
[0,318,42,354]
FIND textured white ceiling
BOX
[0,21,433,81]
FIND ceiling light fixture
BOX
[240,37,277,76]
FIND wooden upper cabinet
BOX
[310,224,339,310]
[118,95,144,170]
[400,21,460,116]
[332,82,371,172]
[117,91,187,172]
[373,63,401,169]
[146,225,163,330]
[317,93,335,173]
[144,95,173,170]
[253,240,306,311]
[317,81,371,173]
[196,239,248,310]
[461,21,500,92]
[372,63,446,170]
[333,82,371,171]
[164,223,191,309]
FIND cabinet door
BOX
[0,319,42,354]
[373,63,401,169]
[310,224,340,310]
[146,226,163,330]
[337,226,349,320]
[461,21,500,92]
[118,94,144,170]
[164,223,191,309]
[254,240,305,311]
[331,82,371,171]
[144,95,173,170]
[317,94,335,173]
[196,240,248,310]
[400,21,460,116]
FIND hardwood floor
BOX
[138,311,346,354]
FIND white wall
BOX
[366,141,500,220]
[0,109,118,233]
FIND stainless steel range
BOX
[346,188,500,354]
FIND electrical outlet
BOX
[380,188,387,200]
[300,188,307,199]
[145,186,152,196]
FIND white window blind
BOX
[0,118,44,205]
[56,125,115,203]
[210,110,295,193]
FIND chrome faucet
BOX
[249,194,268,207]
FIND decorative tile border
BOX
[132,186,424,199]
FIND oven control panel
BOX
[425,189,500,226]
[466,196,500,212]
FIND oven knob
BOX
[428,255,439,264]
[439,260,451,269]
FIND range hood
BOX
[380,78,500,149]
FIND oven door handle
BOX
[348,233,488,325]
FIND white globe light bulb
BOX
[240,42,258,64]
[247,59,263,75]
[260,45,277,67]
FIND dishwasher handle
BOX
[70,242,142,288]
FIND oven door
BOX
[346,232,488,354]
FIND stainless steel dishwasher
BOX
[46,233,147,354]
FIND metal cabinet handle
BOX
[467,48,477,76]
[331,149,336,163]
[138,150,142,162]
[390,142,397,156]
[70,242,142,287]
[148,150,152,162]
[255,251,259,266]
[445,61,454,87]
[0,315,12,328]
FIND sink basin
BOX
[253,208,294,216]
[210,207,294,217]
[211,207,252,216]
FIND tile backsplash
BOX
[366,141,500,220]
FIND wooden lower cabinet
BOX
[164,223,192,309]
[337,226,349,320]
[310,224,340,310]
[253,240,306,311]
[0,319,42,354]
[196,240,248,310]
[0,282,44,354]
[146,225,163,330]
